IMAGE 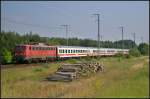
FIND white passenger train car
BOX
[57,46,129,58]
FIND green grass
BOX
[1,56,149,98]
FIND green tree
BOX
[138,43,149,55]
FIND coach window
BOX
[65,50,67,53]
[71,50,73,53]
[68,50,70,53]
[62,50,64,53]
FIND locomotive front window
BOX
[15,46,25,51]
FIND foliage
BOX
[0,48,12,64]
[115,52,124,57]
[138,43,149,55]
[129,47,141,57]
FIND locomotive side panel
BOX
[14,44,57,63]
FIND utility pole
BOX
[132,33,136,48]
[61,25,69,46]
[100,35,102,48]
[119,26,124,50]
[100,35,102,41]
[93,14,100,55]
[141,36,143,43]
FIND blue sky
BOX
[1,1,149,44]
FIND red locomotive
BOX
[14,43,57,63]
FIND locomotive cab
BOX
[14,45,27,63]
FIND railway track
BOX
[0,62,54,69]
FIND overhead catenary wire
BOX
[2,17,62,30]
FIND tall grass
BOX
[1,56,149,98]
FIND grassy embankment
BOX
[1,56,149,98]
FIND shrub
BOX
[129,47,141,57]
[125,54,131,59]
[138,43,149,55]
[115,52,124,57]
[0,48,12,64]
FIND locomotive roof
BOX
[16,44,56,47]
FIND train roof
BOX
[15,44,129,50]
[57,46,129,50]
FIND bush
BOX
[0,48,12,64]
[138,43,149,55]
[125,54,131,59]
[129,47,141,57]
[115,53,124,57]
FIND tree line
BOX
[0,31,149,64]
